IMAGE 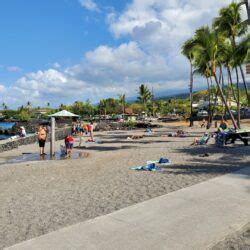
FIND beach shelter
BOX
[48,110,80,118]
[48,110,80,156]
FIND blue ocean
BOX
[0,122,15,140]
[0,122,15,130]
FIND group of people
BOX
[36,121,95,158]
[192,119,229,146]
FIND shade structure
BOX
[48,110,80,117]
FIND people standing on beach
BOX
[65,134,74,158]
[37,126,47,155]
[19,126,26,137]
[87,122,94,142]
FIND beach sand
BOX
[212,223,250,249]
[0,122,249,249]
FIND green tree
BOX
[118,94,126,114]
[213,2,249,106]
[137,84,152,112]
[181,38,196,126]
[192,26,238,128]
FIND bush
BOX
[124,120,136,128]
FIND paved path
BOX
[6,167,250,250]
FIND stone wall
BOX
[0,127,72,153]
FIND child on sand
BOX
[65,135,74,158]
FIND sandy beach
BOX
[212,223,250,249]
[0,122,249,249]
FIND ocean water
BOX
[0,122,15,130]
[0,122,15,140]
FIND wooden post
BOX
[50,117,55,156]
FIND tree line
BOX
[182,1,249,129]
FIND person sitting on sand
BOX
[37,126,47,155]
[177,130,185,137]
[128,135,144,140]
[65,135,74,158]
[191,133,210,145]
[219,119,228,131]
[200,119,206,128]
[19,126,26,137]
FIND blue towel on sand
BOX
[159,158,169,164]
[131,163,162,171]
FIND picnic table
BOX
[225,129,249,146]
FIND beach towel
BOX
[146,158,171,166]
[131,163,162,171]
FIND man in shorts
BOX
[38,126,47,155]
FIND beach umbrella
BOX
[48,110,80,117]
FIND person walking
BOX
[37,126,47,155]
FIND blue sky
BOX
[0,0,247,108]
[0,0,124,80]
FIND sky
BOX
[0,0,248,108]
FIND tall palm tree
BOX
[2,102,7,110]
[213,2,249,104]
[181,38,196,127]
[233,34,250,106]
[193,26,238,129]
[137,84,152,111]
[118,94,126,114]
[99,99,108,118]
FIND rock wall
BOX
[0,127,72,153]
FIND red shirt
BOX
[65,136,74,143]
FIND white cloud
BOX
[6,66,22,72]
[51,62,61,69]
[79,0,99,12]
[0,84,6,93]
[5,0,248,108]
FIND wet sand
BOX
[0,123,249,249]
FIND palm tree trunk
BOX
[227,66,237,101]
[220,66,225,118]
[239,64,250,106]
[213,73,238,129]
[206,77,212,129]
[189,62,194,127]
[235,67,241,129]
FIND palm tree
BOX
[118,94,126,114]
[213,2,249,105]
[192,26,238,129]
[2,102,7,110]
[233,34,250,106]
[99,99,108,118]
[182,38,196,127]
[137,84,152,111]
[26,101,32,109]
[47,102,50,108]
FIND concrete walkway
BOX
[6,167,250,250]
